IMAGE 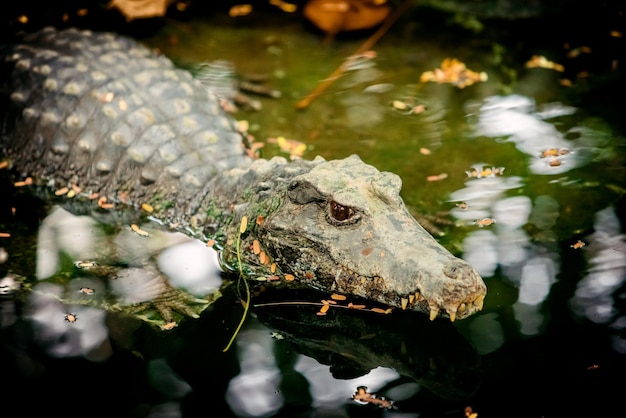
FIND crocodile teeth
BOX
[447,308,457,322]
[401,298,408,310]
[458,302,466,313]
[409,294,415,304]
[429,307,440,321]
[474,294,485,311]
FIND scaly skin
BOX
[0,27,486,321]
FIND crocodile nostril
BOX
[443,262,471,280]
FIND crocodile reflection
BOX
[252,287,482,401]
[5,204,481,402]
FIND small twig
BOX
[295,0,415,110]
[253,300,391,314]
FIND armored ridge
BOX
[0,27,252,226]
[0,27,486,320]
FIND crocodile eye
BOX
[327,200,359,226]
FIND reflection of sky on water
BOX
[450,170,563,340]
[455,95,625,348]
[24,206,223,361]
[158,240,222,297]
[227,327,284,417]
[449,175,528,278]
[470,94,605,175]
[571,206,626,353]
[226,325,403,416]
[26,283,110,360]
[453,92,623,345]
[36,206,103,280]
[293,358,398,409]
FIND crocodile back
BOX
[0,27,252,222]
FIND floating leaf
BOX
[268,136,307,158]
[420,58,487,88]
[229,4,253,17]
[525,55,564,72]
[427,173,448,182]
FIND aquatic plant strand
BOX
[223,216,251,352]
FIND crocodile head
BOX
[253,155,486,321]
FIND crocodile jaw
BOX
[329,258,486,321]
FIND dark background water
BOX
[1,1,625,417]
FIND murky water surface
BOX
[2,9,626,418]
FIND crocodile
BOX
[0,27,486,322]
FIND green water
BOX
[2,6,625,418]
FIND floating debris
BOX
[252,239,261,255]
[79,287,95,295]
[363,83,394,94]
[465,166,505,179]
[525,55,564,72]
[229,4,253,17]
[64,313,78,323]
[161,321,177,330]
[14,177,33,187]
[270,0,297,13]
[420,58,487,89]
[465,405,478,418]
[55,186,69,196]
[131,224,150,237]
[352,386,394,409]
[427,173,448,182]
[473,218,496,227]
[141,203,154,213]
[545,157,563,167]
[74,261,98,269]
[267,136,307,158]
[391,98,427,115]
[566,45,592,59]
[540,147,570,158]
[97,196,114,209]
[570,240,586,249]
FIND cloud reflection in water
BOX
[450,172,565,338]
[571,205,626,352]
[26,283,110,360]
[470,94,604,175]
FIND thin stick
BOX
[295,0,414,110]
